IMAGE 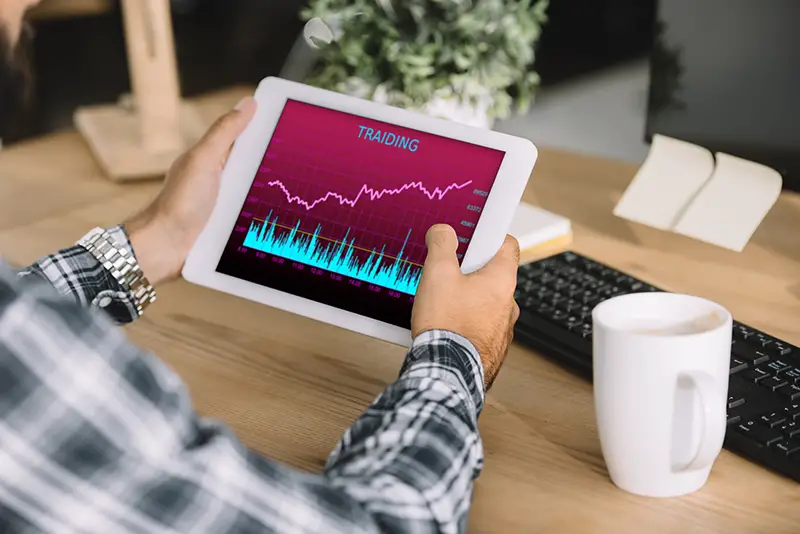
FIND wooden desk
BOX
[1,89,799,533]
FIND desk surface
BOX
[1,89,799,533]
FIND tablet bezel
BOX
[183,77,537,346]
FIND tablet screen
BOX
[216,99,505,329]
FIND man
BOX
[0,1,521,532]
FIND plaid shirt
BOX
[0,226,486,534]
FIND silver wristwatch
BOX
[77,227,157,316]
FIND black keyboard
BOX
[513,251,800,482]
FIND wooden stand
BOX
[74,0,206,181]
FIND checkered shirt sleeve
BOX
[0,239,486,533]
[15,225,140,324]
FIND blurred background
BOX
[10,0,800,190]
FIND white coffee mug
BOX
[592,292,732,497]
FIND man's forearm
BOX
[325,330,485,534]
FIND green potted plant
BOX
[299,0,549,129]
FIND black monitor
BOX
[646,0,800,192]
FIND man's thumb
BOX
[422,224,460,272]
[194,97,257,158]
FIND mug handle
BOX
[680,370,727,471]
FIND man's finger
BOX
[422,224,460,272]
[193,97,257,160]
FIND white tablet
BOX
[183,77,537,345]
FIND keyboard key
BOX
[742,367,770,383]
[584,296,603,308]
[577,324,593,338]
[728,396,745,409]
[737,420,784,446]
[521,297,540,309]
[784,404,800,421]
[581,259,602,271]
[753,333,774,348]
[770,341,793,357]
[564,283,584,297]
[536,288,554,300]
[777,384,800,401]
[766,360,792,374]
[596,287,617,300]
[761,376,789,391]
[729,357,748,374]
[634,283,657,292]
[554,266,577,277]
[734,344,770,366]
[780,421,800,438]
[520,284,542,298]
[518,269,538,281]
[554,299,575,313]
[773,439,800,455]
[550,277,570,291]
[584,281,603,292]
[760,412,786,427]
[597,267,617,279]
[727,402,748,425]
[727,413,742,425]
[614,274,638,287]
[555,315,581,330]
[780,368,800,384]
[734,324,756,341]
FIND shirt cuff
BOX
[32,225,140,324]
[400,330,485,416]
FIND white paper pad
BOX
[673,153,783,252]
[613,134,715,230]
[613,135,782,251]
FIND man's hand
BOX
[124,97,257,286]
[411,224,521,390]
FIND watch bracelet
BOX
[79,228,156,315]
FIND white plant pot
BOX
[368,85,494,130]
[422,95,494,130]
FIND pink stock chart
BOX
[216,99,505,328]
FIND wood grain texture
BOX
[1,88,799,533]
[28,0,112,20]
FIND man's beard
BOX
[0,24,33,141]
